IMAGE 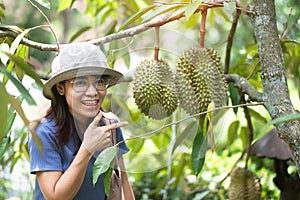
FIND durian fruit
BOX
[229,167,261,200]
[132,59,178,120]
[175,47,227,116]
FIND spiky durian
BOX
[229,167,261,200]
[132,59,178,120]
[175,47,227,116]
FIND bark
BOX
[250,0,300,175]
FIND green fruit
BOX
[175,47,227,116]
[229,167,261,200]
[133,59,178,120]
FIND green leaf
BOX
[0,43,9,66]
[227,120,240,145]
[5,53,44,87]
[122,51,131,68]
[172,120,198,153]
[142,4,183,23]
[0,67,36,105]
[0,3,5,10]
[223,2,236,22]
[8,95,30,126]
[248,108,268,124]
[104,167,113,198]
[185,1,202,20]
[58,0,72,11]
[70,26,92,42]
[98,7,114,25]
[240,127,248,149]
[266,112,300,127]
[10,154,21,173]
[0,137,10,160]
[15,45,29,81]
[0,83,8,139]
[92,146,117,185]
[34,0,51,9]
[127,137,144,154]
[10,29,30,58]
[103,20,117,36]
[0,25,23,33]
[117,4,156,31]
[223,2,236,14]
[229,82,240,114]
[4,106,16,140]
[21,144,30,162]
[191,123,207,176]
[239,0,249,9]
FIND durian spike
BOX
[154,26,160,61]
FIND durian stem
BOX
[154,26,160,61]
[199,8,207,48]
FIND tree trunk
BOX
[250,0,300,175]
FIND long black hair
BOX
[45,83,81,152]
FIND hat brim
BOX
[43,66,123,99]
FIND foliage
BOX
[0,0,300,199]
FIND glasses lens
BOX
[71,77,110,92]
[95,78,110,91]
[73,79,89,92]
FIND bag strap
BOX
[102,117,119,169]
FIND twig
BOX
[115,102,264,146]
[224,9,240,74]
[26,0,60,52]
[199,8,207,48]
[280,10,300,39]
[241,95,254,169]
[154,26,160,61]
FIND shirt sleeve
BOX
[28,118,63,174]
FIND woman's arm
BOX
[36,113,128,200]
[36,145,91,200]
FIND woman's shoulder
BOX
[34,117,58,137]
[28,116,59,146]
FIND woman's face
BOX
[56,75,108,123]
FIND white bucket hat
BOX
[43,42,123,99]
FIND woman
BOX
[28,43,133,200]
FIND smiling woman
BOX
[28,42,134,200]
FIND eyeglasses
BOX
[67,77,110,92]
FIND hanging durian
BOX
[229,167,261,200]
[175,47,227,116]
[132,59,178,120]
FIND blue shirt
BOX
[28,117,129,200]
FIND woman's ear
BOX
[56,83,65,95]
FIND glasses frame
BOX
[66,77,110,93]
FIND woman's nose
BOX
[85,83,98,95]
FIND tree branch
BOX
[0,1,251,52]
[225,74,263,102]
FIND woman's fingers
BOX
[90,111,103,127]
[106,121,128,131]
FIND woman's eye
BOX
[74,80,87,86]
[96,79,105,84]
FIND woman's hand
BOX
[82,112,128,154]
